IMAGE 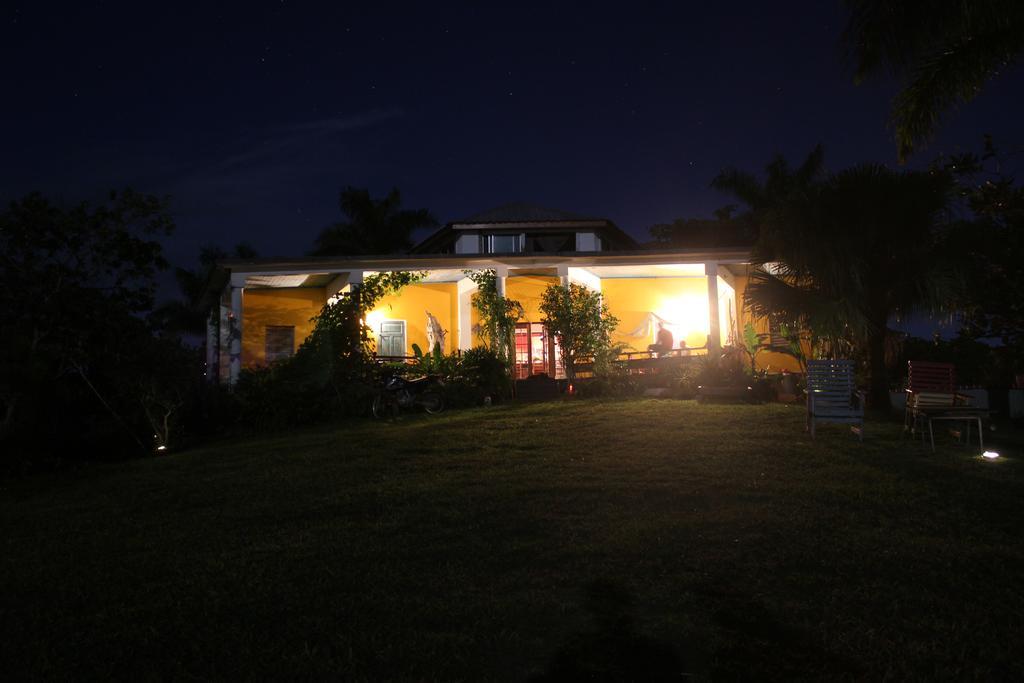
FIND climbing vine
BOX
[307,271,425,355]
[464,269,523,370]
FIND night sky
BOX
[4,1,1023,272]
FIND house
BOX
[207,203,801,383]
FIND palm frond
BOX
[710,169,765,209]
[843,0,1024,160]
[892,28,1023,159]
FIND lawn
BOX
[2,399,1023,680]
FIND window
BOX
[527,233,574,252]
[378,320,407,357]
[265,326,295,362]
[485,234,522,253]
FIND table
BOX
[910,406,990,452]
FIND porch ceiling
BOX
[584,263,706,278]
[243,273,336,288]
[362,268,467,283]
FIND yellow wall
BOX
[602,277,710,351]
[366,282,458,355]
[242,288,326,367]
[505,274,560,322]
[731,268,804,373]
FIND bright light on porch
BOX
[364,309,386,333]
[657,294,710,346]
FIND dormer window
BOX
[485,234,523,253]
[528,233,575,252]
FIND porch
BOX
[212,252,748,384]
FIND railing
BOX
[373,349,464,365]
[574,345,709,378]
[374,346,708,372]
[615,346,708,362]
[374,355,418,364]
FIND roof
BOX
[220,247,752,274]
[412,202,640,253]
[452,202,600,225]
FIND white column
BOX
[457,277,477,351]
[706,262,721,358]
[556,264,570,287]
[228,283,244,385]
[495,266,508,297]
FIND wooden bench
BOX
[905,361,987,451]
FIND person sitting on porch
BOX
[647,323,674,357]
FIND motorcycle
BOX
[371,373,445,418]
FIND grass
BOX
[2,399,1023,680]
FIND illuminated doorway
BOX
[514,322,564,380]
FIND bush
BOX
[233,358,376,431]
[443,347,512,407]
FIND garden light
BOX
[982,451,1000,460]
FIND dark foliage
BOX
[446,346,514,406]
[648,205,756,248]
[715,148,957,411]
[151,242,256,338]
[0,190,196,467]
[898,334,1016,389]
[939,144,1024,371]
[311,187,437,256]
[844,0,1024,160]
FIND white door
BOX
[378,320,406,357]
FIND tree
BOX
[152,243,257,337]
[648,205,755,248]
[0,190,175,458]
[844,0,1024,161]
[539,283,619,383]
[940,144,1024,369]
[714,150,956,410]
[311,187,437,256]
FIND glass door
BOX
[514,323,531,379]
[530,324,548,376]
[516,322,563,378]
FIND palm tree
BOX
[844,0,1024,161]
[311,187,437,256]
[153,243,257,337]
[714,150,956,410]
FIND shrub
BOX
[579,342,637,398]
[410,343,461,378]
[459,347,513,400]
